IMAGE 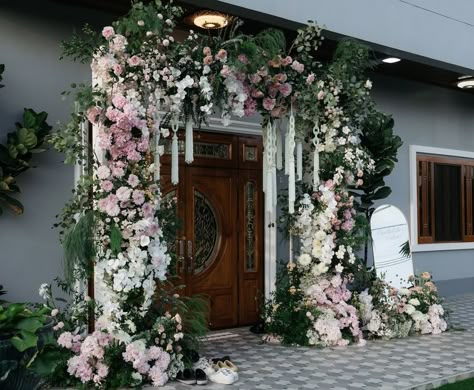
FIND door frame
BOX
[196,120,278,300]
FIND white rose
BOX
[404,304,416,315]
[298,253,312,267]
[399,288,410,296]
[408,298,420,306]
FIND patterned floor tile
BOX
[155,293,474,390]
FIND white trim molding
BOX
[409,144,474,253]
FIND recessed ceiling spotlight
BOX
[193,10,229,29]
[457,77,474,89]
[382,57,401,64]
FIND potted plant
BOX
[0,285,53,389]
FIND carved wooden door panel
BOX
[160,131,262,329]
[184,167,238,328]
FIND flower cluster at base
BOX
[34,284,199,388]
[355,272,447,339]
[56,314,183,386]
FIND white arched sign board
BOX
[371,205,414,289]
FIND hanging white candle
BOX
[185,118,193,164]
[265,121,275,214]
[171,119,179,185]
[153,115,161,182]
[262,128,267,194]
[276,122,283,171]
[296,141,303,181]
[312,122,320,192]
[284,125,289,175]
[288,110,296,214]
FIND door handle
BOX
[178,239,185,274]
[187,240,193,275]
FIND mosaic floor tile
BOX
[156,293,474,390]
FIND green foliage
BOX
[62,211,96,284]
[109,222,123,256]
[400,240,411,259]
[48,83,105,166]
[0,105,52,215]
[0,303,51,353]
[60,24,104,64]
[357,113,402,213]
[262,264,319,346]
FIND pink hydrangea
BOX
[101,180,113,192]
[97,165,111,180]
[132,190,145,205]
[127,174,139,188]
[98,194,120,216]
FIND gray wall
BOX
[0,0,112,302]
[217,0,474,70]
[371,74,474,294]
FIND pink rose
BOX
[203,46,211,56]
[127,55,141,67]
[249,73,261,84]
[281,56,293,66]
[87,106,101,124]
[274,73,287,83]
[251,89,264,98]
[203,55,213,65]
[421,272,431,280]
[268,83,280,98]
[102,26,115,39]
[220,65,231,78]
[215,49,227,62]
[238,54,249,64]
[279,82,292,97]
[263,97,276,111]
[317,90,325,100]
[113,64,123,76]
[306,73,315,85]
[271,105,286,118]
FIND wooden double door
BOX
[161,132,263,328]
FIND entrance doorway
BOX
[161,131,263,329]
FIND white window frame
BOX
[409,145,474,252]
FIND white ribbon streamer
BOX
[296,141,303,181]
[284,125,289,175]
[171,118,179,185]
[276,122,283,171]
[288,111,296,214]
[184,119,193,164]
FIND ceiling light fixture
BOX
[193,10,229,30]
[457,77,474,89]
[382,57,401,64]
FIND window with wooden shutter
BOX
[416,154,474,244]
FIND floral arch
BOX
[35,0,448,387]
